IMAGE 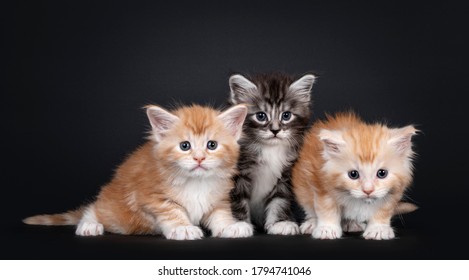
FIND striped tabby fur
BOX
[228,72,316,235]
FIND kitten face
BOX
[229,73,315,146]
[165,129,230,178]
[320,124,417,203]
[146,104,247,179]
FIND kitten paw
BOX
[76,222,104,236]
[312,224,342,239]
[266,221,300,235]
[342,220,366,232]
[217,222,254,238]
[166,225,204,240]
[363,224,395,240]
[300,219,317,235]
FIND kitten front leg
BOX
[363,198,398,240]
[363,223,394,240]
[312,194,342,239]
[264,181,299,235]
[299,206,318,235]
[204,202,253,238]
[146,202,204,240]
[230,174,253,223]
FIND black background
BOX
[3,1,468,259]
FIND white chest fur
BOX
[338,195,385,223]
[249,144,291,222]
[173,177,224,225]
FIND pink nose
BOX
[193,157,206,164]
[363,189,373,196]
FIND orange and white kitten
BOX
[24,104,254,240]
[292,112,418,240]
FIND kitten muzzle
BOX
[191,164,208,171]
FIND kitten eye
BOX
[348,170,360,180]
[179,141,191,151]
[377,169,388,179]
[255,112,267,122]
[282,111,292,121]
[207,140,218,150]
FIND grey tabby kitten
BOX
[228,73,316,235]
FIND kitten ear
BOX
[319,129,346,156]
[218,104,248,140]
[388,125,418,154]
[288,74,316,103]
[145,105,180,142]
[229,74,258,104]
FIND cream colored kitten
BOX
[292,112,418,240]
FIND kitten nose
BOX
[193,156,206,164]
[363,189,374,196]
[270,129,280,136]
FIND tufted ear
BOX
[319,129,346,157]
[388,125,418,155]
[218,104,248,140]
[288,74,316,103]
[229,74,258,104]
[145,105,179,142]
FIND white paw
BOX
[76,222,104,236]
[312,224,342,239]
[342,220,366,232]
[166,225,204,240]
[217,222,254,238]
[266,221,299,235]
[363,224,395,240]
[300,219,317,235]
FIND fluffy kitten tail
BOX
[394,202,418,215]
[23,207,84,226]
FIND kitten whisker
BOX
[402,193,418,204]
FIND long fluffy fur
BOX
[228,72,315,235]
[24,104,253,240]
[23,208,84,225]
[292,112,418,240]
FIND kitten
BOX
[23,104,254,240]
[292,112,418,240]
[228,73,316,235]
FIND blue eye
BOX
[207,140,218,150]
[348,170,360,180]
[282,112,292,121]
[179,141,191,151]
[377,169,388,179]
[256,112,267,122]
